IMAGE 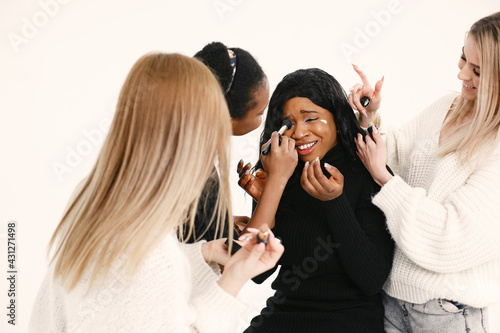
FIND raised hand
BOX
[354,124,393,186]
[217,225,284,297]
[237,160,266,202]
[260,132,298,184]
[348,64,384,121]
[300,157,344,201]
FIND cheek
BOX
[473,76,480,89]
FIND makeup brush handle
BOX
[261,125,287,155]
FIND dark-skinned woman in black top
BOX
[240,68,394,332]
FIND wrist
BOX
[265,173,288,190]
[358,111,380,129]
[217,270,245,297]
[374,169,393,186]
[200,241,211,263]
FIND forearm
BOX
[244,175,287,231]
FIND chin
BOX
[461,90,478,101]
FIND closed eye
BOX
[305,117,319,122]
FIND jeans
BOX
[382,291,489,333]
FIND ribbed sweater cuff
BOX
[372,175,412,237]
[179,241,220,289]
[192,281,247,332]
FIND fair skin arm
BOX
[348,64,384,127]
[348,65,393,186]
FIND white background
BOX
[1,0,499,332]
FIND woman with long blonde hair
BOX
[29,53,283,332]
[353,12,500,332]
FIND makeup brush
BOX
[262,119,294,155]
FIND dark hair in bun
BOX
[194,42,266,119]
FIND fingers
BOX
[238,170,253,189]
[371,124,381,143]
[373,76,384,99]
[237,159,244,174]
[350,83,366,116]
[301,159,325,193]
[312,158,336,190]
[233,215,250,230]
[324,163,344,185]
[255,168,266,179]
[238,160,252,178]
[352,64,370,86]
[269,131,280,153]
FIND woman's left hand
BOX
[202,238,233,266]
[355,125,392,186]
[300,157,344,201]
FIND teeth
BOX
[297,142,316,150]
[463,83,475,89]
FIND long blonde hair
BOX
[439,12,500,162]
[49,53,233,290]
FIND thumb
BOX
[324,163,343,184]
[373,76,384,98]
[245,242,266,266]
[372,124,382,143]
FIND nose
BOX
[290,122,308,140]
[458,63,472,82]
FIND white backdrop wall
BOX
[1,0,499,332]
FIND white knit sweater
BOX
[374,93,500,308]
[29,232,246,332]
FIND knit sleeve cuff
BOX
[192,280,247,333]
[178,241,221,289]
[372,175,413,236]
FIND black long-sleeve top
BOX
[245,144,394,333]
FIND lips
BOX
[296,141,317,156]
[463,82,476,90]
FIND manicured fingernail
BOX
[304,162,309,168]
[238,234,253,241]
[325,163,332,169]
[315,157,320,163]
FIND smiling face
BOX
[458,36,481,101]
[282,97,337,162]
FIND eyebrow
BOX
[461,47,480,69]
[283,110,318,120]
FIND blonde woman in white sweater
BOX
[352,12,500,333]
[29,53,284,333]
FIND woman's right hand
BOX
[260,132,298,183]
[217,225,284,297]
[348,64,384,125]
